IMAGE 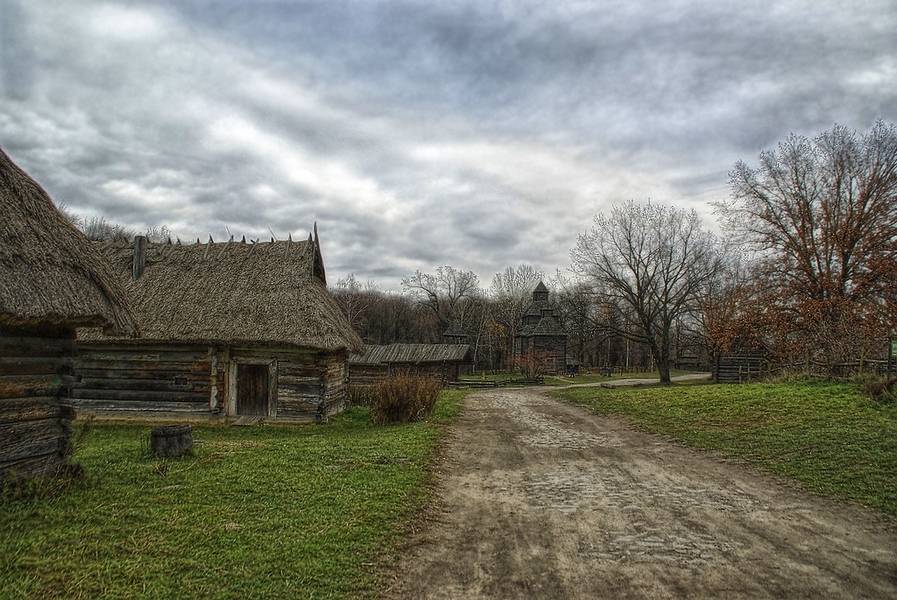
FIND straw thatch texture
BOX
[351,343,473,366]
[0,149,138,335]
[90,236,364,353]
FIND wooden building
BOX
[513,282,568,374]
[73,228,364,423]
[714,351,766,384]
[349,344,473,386]
[0,149,138,480]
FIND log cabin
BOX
[349,343,473,386]
[0,148,138,480]
[73,228,364,423]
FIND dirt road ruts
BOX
[382,386,897,599]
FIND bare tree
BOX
[57,205,172,243]
[487,264,545,366]
[718,121,897,369]
[401,266,481,330]
[571,200,722,383]
[332,274,373,333]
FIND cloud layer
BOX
[2,0,894,289]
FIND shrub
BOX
[509,348,554,380]
[863,377,896,404]
[346,384,377,407]
[369,371,442,424]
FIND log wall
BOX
[231,346,325,421]
[349,361,462,386]
[715,353,765,384]
[320,353,349,420]
[73,343,214,418]
[74,343,351,423]
[0,327,75,479]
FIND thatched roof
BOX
[351,343,473,365]
[0,148,138,335]
[86,233,364,353]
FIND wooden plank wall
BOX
[231,347,344,422]
[348,361,461,386]
[347,363,389,386]
[0,330,74,479]
[73,343,350,423]
[73,343,213,416]
[320,353,349,420]
[715,353,765,384]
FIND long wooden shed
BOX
[0,148,138,480]
[73,229,364,422]
[349,343,473,385]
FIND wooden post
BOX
[888,339,894,380]
[132,235,147,280]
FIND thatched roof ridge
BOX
[87,234,363,353]
[351,343,473,365]
[0,148,138,335]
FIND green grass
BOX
[552,380,897,515]
[543,369,697,386]
[462,369,697,387]
[0,390,465,599]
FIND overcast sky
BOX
[1,0,894,290]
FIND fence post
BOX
[889,339,894,380]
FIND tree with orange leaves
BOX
[716,121,897,372]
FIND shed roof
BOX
[350,343,473,365]
[87,233,363,353]
[0,148,138,335]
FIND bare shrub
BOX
[346,384,376,408]
[864,378,896,404]
[369,371,442,424]
[509,348,554,380]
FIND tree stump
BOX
[151,425,193,457]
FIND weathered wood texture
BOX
[715,353,766,384]
[0,331,75,479]
[348,362,460,386]
[320,353,349,421]
[74,343,351,423]
[150,425,193,457]
[73,343,212,416]
[240,348,349,422]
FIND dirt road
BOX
[382,386,897,599]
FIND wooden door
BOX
[237,363,269,416]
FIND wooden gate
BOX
[237,363,269,415]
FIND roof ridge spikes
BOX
[217,236,233,260]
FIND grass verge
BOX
[552,379,897,515]
[1,390,466,599]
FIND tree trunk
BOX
[654,333,672,384]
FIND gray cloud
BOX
[1,0,894,290]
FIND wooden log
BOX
[70,398,209,413]
[0,356,71,377]
[0,453,64,480]
[275,399,320,420]
[0,335,73,358]
[69,388,208,402]
[0,397,60,424]
[0,373,63,399]
[75,377,210,393]
[76,357,211,372]
[0,417,65,463]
